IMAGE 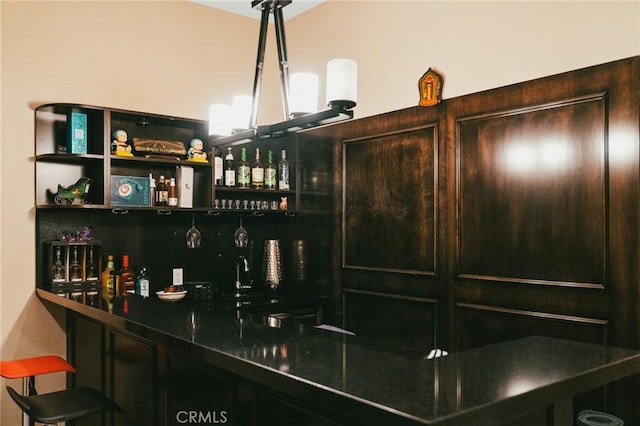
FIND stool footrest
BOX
[7,385,122,423]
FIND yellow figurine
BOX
[111,129,133,157]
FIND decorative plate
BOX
[156,290,187,302]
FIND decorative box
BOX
[67,111,88,154]
[110,175,151,207]
[177,166,194,208]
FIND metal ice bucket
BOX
[263,239,282,291]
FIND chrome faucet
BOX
[235,256,251,293]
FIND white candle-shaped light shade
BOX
[326,58,357,108]
[208,104,232,137]
[231,95,253,132]
[289,72,319,116]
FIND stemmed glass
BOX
[186,215,201,249]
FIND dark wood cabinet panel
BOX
[455,303,608,350]
[254,390,341,426]
[67,313,107,426]
[110,331,157,426]
[343,289,438,352]
[343,125,438,275]
[456,94,607,287]
[164,355,236,426]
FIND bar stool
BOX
[1,355,121,425]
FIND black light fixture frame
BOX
[210,0,354,147]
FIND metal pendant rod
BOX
[273,5,291,120]
[249,4,272,129]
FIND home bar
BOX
[2,1,639,426]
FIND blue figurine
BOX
[187,138,208,163]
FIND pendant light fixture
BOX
[208,0,357,146]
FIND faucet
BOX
[235,256,251,293]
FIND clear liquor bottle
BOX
[237,147,251,189]
[251,148,264,190]
[69,246,82,282]
[51,246,66,282]
[86,246,99,281]
[264,150,277,190]
[278,149,290,190]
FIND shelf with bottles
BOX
[45,240,102,294]
[214,138,295,212]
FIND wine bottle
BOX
[278,149,290,190]
[264,150,277,190]
[119,255,135,295]
[237,147,250,189]
[251,148,264,190]
[214,147,224,186]
[224,147,235,187]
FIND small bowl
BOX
[156,290,187,302]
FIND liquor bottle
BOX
[51,246,66,283]
[86,245,99,281]
[135,267,150,298]
[69,245,82,282]
[224,147,235,187]
[264,150,277,190]
[149,173,156,207]
[214,147,224,186]
[119,255,136,295]
[168,178,178,206]
[278,149,290,190]
[156,175,168,206]
[101,254,116,299]
[236,147,251,189]
[251,148,264,190]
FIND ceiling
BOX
[191,0,325,20]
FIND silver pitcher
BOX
[263,239,282,291]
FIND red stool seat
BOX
[0,355,76,379]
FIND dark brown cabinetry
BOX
[297,56,639,422]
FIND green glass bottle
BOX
[237,147,251,189]
[264,150,277,190]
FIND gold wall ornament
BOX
[418,67,444,107]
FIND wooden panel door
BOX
[447,57,639,351]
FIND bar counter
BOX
[37,289,640,426]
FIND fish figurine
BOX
[47,177,92,205]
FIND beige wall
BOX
[1,0,638,422]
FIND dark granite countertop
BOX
[37,289,640,425]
